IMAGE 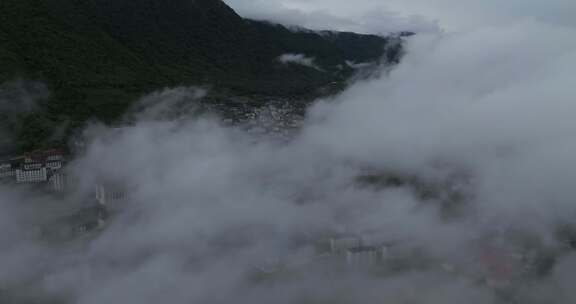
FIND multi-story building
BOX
[2,149,67,186]
[24,149,64,168]
[16,167,48,183]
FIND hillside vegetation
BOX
[0,0,406,152]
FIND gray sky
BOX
[224,0,576,32]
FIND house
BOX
[8,149,67,184]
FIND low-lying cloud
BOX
[2,2,576,303]
[278,53,320,70]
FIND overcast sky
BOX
[224,0,576,33]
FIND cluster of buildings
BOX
[0,148,128,206]
[0,149,67,192]
[256,231,543,296]
[253,235,398,277]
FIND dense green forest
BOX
[0,0,406,153]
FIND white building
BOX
[45,154,64,170]
[23,162,43,170]
[6,149,67,185]
[16,167,48,183]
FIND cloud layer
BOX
[2,0,576,303]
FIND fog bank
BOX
[2,3,576,304]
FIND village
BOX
[252,231,556,296]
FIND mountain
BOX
[0,0,408,152]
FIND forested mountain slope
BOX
[0,0,408,152]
